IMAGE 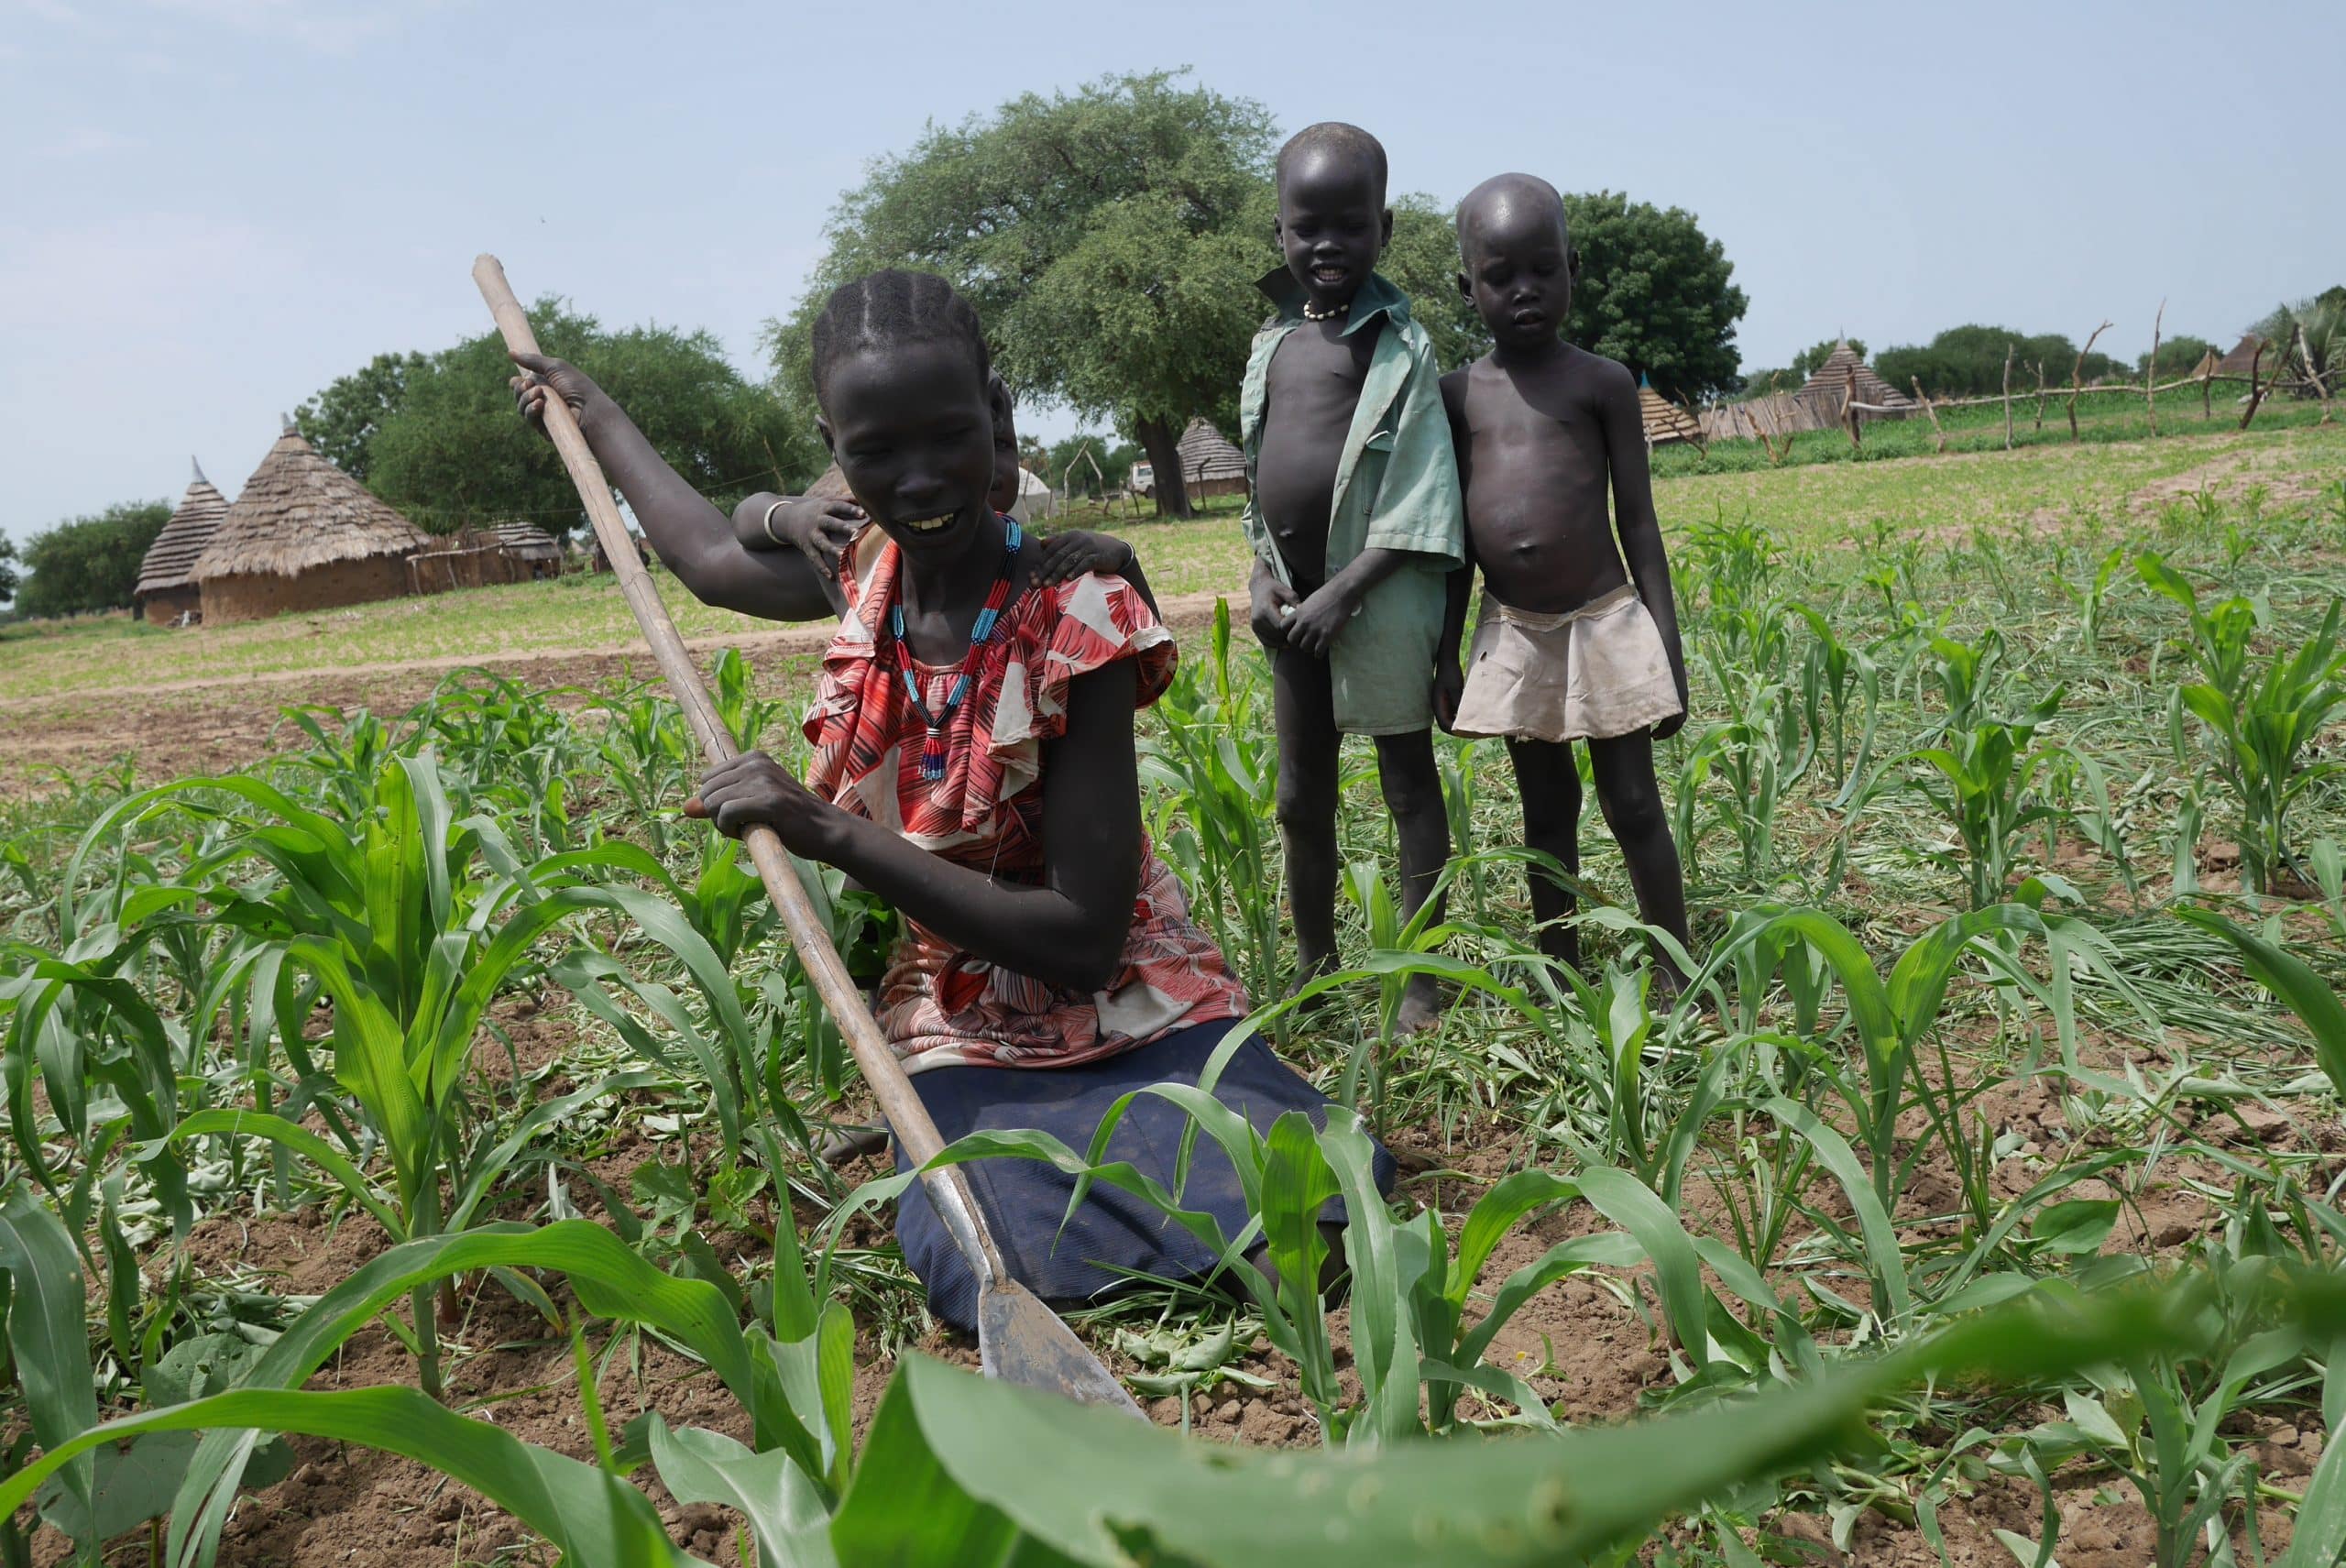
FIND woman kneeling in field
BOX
[512,269,1385,1329]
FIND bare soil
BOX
[0,595,1228,799]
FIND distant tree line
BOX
[297,299,822,538]
[1736,290,2342,407]
[0,501,170,620]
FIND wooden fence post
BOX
[2002,345,2015,450]
[2069,321,2113,443]
[1844,362,1862,452]
[2203,357,2215,421]
[2239,339,2271,431]
[2034,361,2048,432]
[2300,323,2334,425]
[2146,299,2164,439]
[1913,378,1947,454]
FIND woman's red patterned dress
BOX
[801,530,1250,1073]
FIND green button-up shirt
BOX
[1239,269,1465,735]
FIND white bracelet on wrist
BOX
[761,498,789,545]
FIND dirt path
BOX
[0,591,1234,708]
[0,592,1233,797]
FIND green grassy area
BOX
[1652,383,2336,477]
[5,423,2340,706]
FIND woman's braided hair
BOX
[809,269,992,411]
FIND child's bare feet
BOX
[1393,974,1444,1035]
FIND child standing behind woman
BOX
[1241,122,1466,1034]
[1437,174,1694,993]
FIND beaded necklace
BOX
[887,519,1023,781]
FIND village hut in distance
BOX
[192,419,431,625]
[132,458,229,625]
[1793,340,1915,425]
[1636,375,1702,446]
[1174,418,1249,499]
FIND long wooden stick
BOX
[468,256,1014,1302]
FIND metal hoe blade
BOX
[981,1278,1146,1415]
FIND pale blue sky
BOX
[4,0,2339,538]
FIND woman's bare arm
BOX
[514,354,842,623]
[690,662,1145,991]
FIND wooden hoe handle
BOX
[471,255,1008,1291]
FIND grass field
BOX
[5,416,2337,708]
[5,420,2346,1565]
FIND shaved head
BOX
[1457,173,1570,260]
[1277,121,1388,205]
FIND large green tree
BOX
[1559,191,1747,403]
[301,300,821,538]
[769,71,1277,519]
[294,350,428,482]
[13,500,170,620]
[0,534,18,610]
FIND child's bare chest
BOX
[1264,326,1375,438]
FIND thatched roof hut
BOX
[1795,341,1914,422]
[406,521,565,594]
[1175,418,1249,498]
[2216,333,2272,378]
[194,420,431,625]
[1637,377,1702,445]
[133,459,229,625]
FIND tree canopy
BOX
[2139,335,2217,378]
[1558,191,1747,404]
[11,500,170,620]
[769,71,1736,511]
[2251,286,2345,385]
[0,535,18,611]
[295,351,428,483]
[299,300,819,538]
[1875,325,2119,399]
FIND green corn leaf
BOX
[0,1186,99,1547]
[0,1387,697,1567]
[141,1108,404,1237]
[1573,1166,1714,1372]
[830,1269,2346,1568]
[162,1222,770,1566]
[1756,1098,1913,1321]
[2174,906,2346,1099]
[649,1420,839,1567]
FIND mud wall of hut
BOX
[1185,474,1250,500]
[406,547,543,595]
[198,556,412,625]
[137,586,203,626]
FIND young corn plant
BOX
[102,751,754,1398]
[2052,543,2129,655]
[1140,601,1283,1005]
[2140,554,2346,894]
[1901,680,2077,910]
[1794,603,1881,801]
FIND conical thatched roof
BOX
[1637,377,1701,444]
[805,462,854,501]
[1175,418,1246,484]
[134,459,230,600]
[1798,341,1913,411]
[2217,333,2272,378]
[194,422,429,582]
